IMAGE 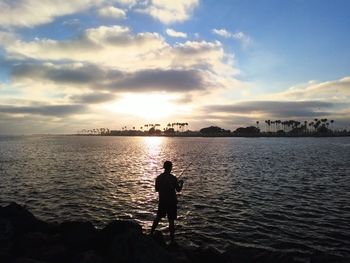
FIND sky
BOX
[0,0,350,134]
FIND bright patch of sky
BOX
[0,0,350,134]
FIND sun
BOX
[106,93,178,119]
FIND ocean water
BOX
[1,135,350,259]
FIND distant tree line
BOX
[77,119,350,137]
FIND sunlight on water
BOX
[1,136,350,260]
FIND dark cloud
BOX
[109,69,207,92]
[205,100,340,118]
[70,92,116,104]
[11,63,207,92]
[0,104,87,117]
[11,63,105,84]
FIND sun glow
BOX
[106,94,179,119]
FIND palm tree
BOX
[265,120,271,132]
[309,122,314,133]
[276,120,281,131]
[314,120,321,131]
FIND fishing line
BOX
[177,137,215,179]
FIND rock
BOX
[101,220,142,236]
[0,203,49,235]
[97,220,142,248]
[310,251,350,263]
[56,221,97,251]
[0,251,11,263]
[0,218,15,241]
[13,232,50,259]
[190,247,226,263]
[40,245,68,263]
[13,258,47,263]
[0,218,14,260]
[223,244,296,263]
[73,250,104,263]
[151,230,166,247]
[109,231,175,263]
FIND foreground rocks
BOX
[0,202,348,263]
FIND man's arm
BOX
[175,178,184,192]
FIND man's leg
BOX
[151,215,161,235]
[169,219,175,243]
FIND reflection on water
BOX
[1,135,350,259]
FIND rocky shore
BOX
[0,202,348,263]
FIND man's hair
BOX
[163,161,172,170]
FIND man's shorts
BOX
[157,203,177,220]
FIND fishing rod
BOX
[177,137,214,179]
[178,162,192,179]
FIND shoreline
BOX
[1,202,348,263]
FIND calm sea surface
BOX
[1,136,350,259]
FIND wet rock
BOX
[97,220,142,248]
[0,251,11,263]
[189,247,226,263]
[73,250,104,263]
[40,245,68,263]
[151,230,166,246]
[102,220,142,236]
[0,203,49,235]
[0,218,15,241]
[13,258,47,263]
[56,221,97,250]
[310,251,350,263]
[0,218,14,261]
[13,232,50,259]
[223,244,296,263]
[109,230,175,263]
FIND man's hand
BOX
[179,180,184,186]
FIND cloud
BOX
[98,6,127,19]
[212,28,231,38]
[0,0,199,28]
[107,68,208,92]
[205,100,341,118]
[11,63,105,85]
[4,24,237,93]
[136,0,199,24]
[0,0,105,28]
[212,28,251,46]
[4,25,168,68]
[275,77,350,102]
[115,0,138,7]
[166,28,187,38]
[70,92,117,103]
[62,19,81,28]
[0,31,17,45]
[11,62,210,93]
[0,104,87,117]
[3,25,235,78]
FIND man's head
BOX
[163,161,173,173]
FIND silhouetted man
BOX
[151,161,184,244]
